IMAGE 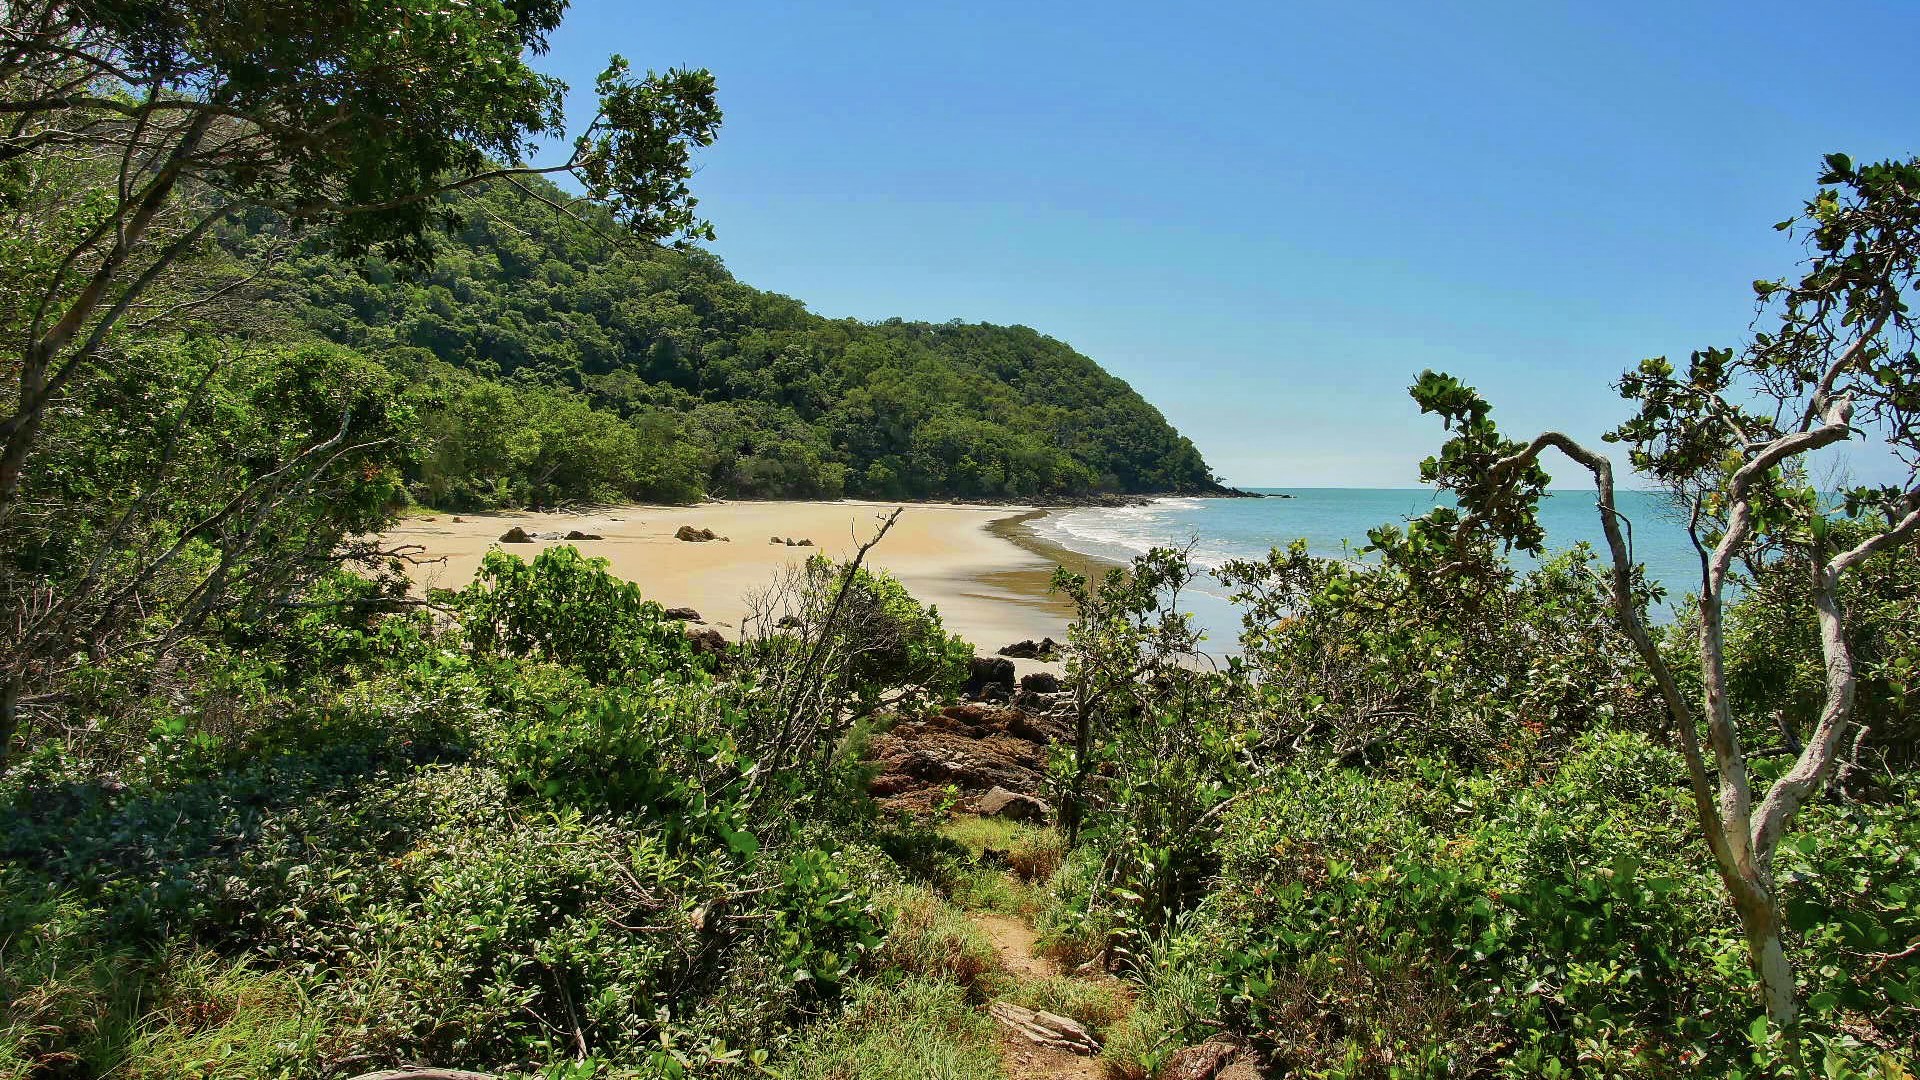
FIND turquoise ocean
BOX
[1029,488,1701,653]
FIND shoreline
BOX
[381,499,1125,669]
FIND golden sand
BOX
[384,500,1095,662]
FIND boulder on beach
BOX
[675,525,726,542]
[499,526,534,543]
[565,530,603,540]
[963,656,1015,698]
[997,637,1063,661]
[663,606,702,622]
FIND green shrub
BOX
[456,545,700,684]
[1202,731,1920,1077]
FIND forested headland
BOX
[3,2,1919,1079]
[232,178,1220,509]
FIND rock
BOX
[972,785,1049,823]
[1162,1042,1241,1080]
[499,526,535,543]
[1019,671,1061,695]
[998,637,1063,661]
[771,536,784,544]
[686,627,727,662]
[988,1002,1099,1055]
[451,516,465,523]
[963,656,1015,698]
[795,538,814,546]
[675,525,719,542]
[662,607,702,622]
[776,614,803,629]
[565,530,603,540]
[784,538,797,545]
[422,516,437,521]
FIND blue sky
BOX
[533,0,1917,487]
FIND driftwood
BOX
[988,1000,1100,1055]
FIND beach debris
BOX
[675,525,728,542]
[997,637,1062,661]
[565,529,603,540]
[988,1001,1099,1055]
[662,606,702,622]
[972,785,1049,823]
[1161,1042,1244,1080]
[963,656,1015,699]
[498,526,535,543]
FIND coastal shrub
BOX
[1219,536,1660,772]
[1199,730,1919,1076]
[455,545,700,684]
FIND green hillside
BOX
[242,181,1219,508]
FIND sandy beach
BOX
[383,500,1107,662]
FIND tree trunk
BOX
[1734,883,1799,1027]
[0,676,18,776]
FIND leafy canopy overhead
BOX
[40,0,722,260]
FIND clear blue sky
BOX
[532,0,1917,487]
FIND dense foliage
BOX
[236,179,1219,507]
[5,5,1917,1075]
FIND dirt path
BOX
[971,911,1107,1080]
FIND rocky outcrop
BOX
[499,526,534,543]
[675,525,727,542]
[662,607,702,622]
[1162,1042,1243,1080]
[565,529,603,540]
[866,701,1071,817]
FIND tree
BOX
[1407,153,1920,1027]
[0,0,722,521]
[0,0,722,771]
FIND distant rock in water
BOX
[499,526,534,543]
[662,606,702,622]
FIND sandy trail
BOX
[972,912,1105,1080]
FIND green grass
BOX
[783,976,1006,1080]
[937,818,1065,879]
[988,971,1133,1037]
[880,885,1004,994]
